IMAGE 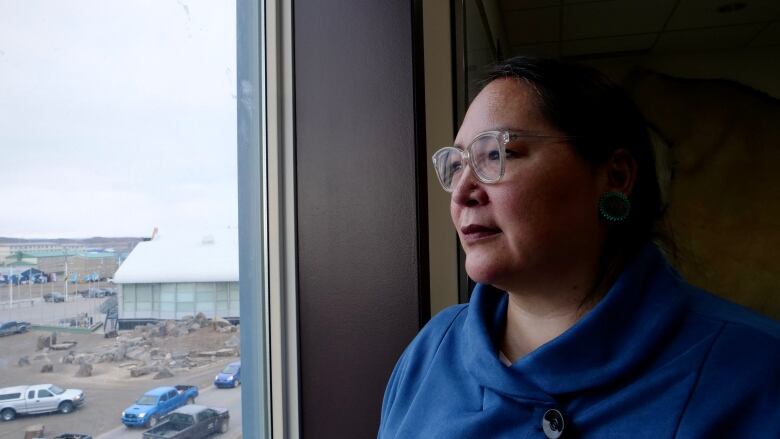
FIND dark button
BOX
[542,408,565,439]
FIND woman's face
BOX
[451,78,609,292]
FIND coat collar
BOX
[462,244,688,403]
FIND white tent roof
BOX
[113,228,238,284]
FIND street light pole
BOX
[64,258,69,302]
[9,267,13,307]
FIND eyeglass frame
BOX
[431,129,576,192]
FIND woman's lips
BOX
[460,224,501,243]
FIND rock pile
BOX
[57,313,240,379]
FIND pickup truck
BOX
[122,385,199,428]
[0,321,30,337]
[0,384,85,421]
[142,405,229,439]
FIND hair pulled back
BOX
[486,56,663,259]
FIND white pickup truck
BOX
[0,384,85,421]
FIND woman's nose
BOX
[451,166,488,207]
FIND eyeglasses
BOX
[431,129,574,192]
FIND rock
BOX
[139,352,152,364]
[33,353,50,362]
[212,317,232,329]
[153,368,174,379]
[215,348,237,357]
[126,347,147,361]
[40,364,54,373]
[195,312,208,323]
[24,424,45,439]
[50,331,58,345]
[18,356,30,367]
[61,351,76,364]
[122,336,145,347]
[50,341,78,350]
[37,334,52,350]
[130,365,156,377]
[196,351,217,357]
[224,335,240,348]
[189,323,201,332]
[115,342,128,360]
[76,354,96,365]
[76,363,93,377]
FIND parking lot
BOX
[0,281,107,326]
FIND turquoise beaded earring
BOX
[599,192,630,223]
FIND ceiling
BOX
[487,0,780,58]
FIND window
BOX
[0,393,21,401]
[2,1,246,437]
[38,390,53,398]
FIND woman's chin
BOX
[464,257,507,287]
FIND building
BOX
[0,242,87,265]
[0,250,119,281]
[112,229,239,323]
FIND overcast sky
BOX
[0,0,237,239]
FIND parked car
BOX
[213,361,241,388]
[142,405,229,439]
[0,321,30,337]
[0,384,85,421]
[122,385,199,428]
[43,292,65,303]
[78,288,118,298]
[53,434,93,439]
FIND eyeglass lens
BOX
[434,135,502,190]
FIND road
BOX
[95,384,242,439]
[0,330,242,439]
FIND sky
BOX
[0,0,237,239]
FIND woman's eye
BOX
[487,150,501,161]
[449,161,463,173]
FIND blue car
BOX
[214,361,241,388]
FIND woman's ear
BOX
[603,149,637,195]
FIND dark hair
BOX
[485,56,663,260]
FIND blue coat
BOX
[379,245,780,438]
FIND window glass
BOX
[0,1,244,437]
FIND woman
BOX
[378,57,780,438]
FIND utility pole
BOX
[9,267,13,307]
